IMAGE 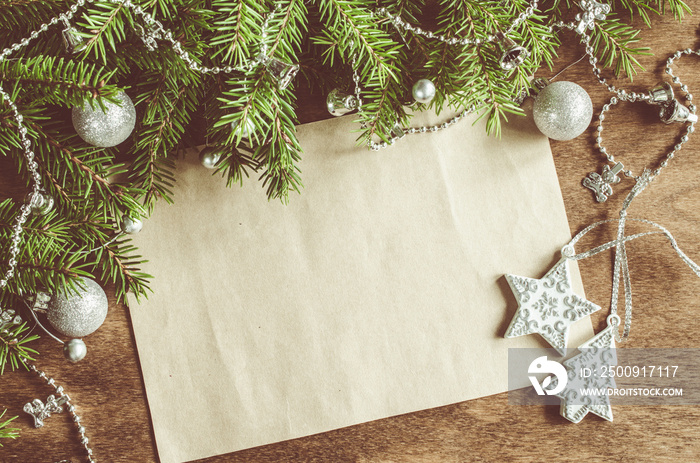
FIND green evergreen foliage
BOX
[0,409,20,446]
[0,315,38,374]
[0,0,689,375]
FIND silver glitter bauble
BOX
[231,117,255,139]
[120,215,143,234]
[47,277,108,338]
[72,90,136,147]
[64,339,87,363]
[412,79,436,105]
[199,147,221,169]
[532,81,593,141]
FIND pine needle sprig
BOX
[0,409,20,445]
[592,16,651,78]
[0,320,38,374]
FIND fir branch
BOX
[208,0,265,63]
[0,320,38,374]
[93,236,151,302]
[80,0,129,63]
[592,16,651,78]
[0,56,120,108]
[0,410,20,445]
[0,1,61,32]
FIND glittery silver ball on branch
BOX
[532,81,593,141]
[46,277,108,338]
[72,90,136,147]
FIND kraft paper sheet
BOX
[127,109,594,463]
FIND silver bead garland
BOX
[375,1,538,47]
[23,360,96,462]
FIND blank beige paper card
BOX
[127,109,593,463]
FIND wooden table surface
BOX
[3,7,700,463]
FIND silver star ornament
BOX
[555,323,617,423]
[504,258,601,355]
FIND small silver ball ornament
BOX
[532,81,593,141]
[72,90,136,147]
[120,215,143,234]
[231,117,255,139]
[47,277,108,338]
[412,79,436,105]
[199,147,221,169]
[64,339,87,363]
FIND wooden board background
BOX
[3,6,700,463]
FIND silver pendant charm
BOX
[555,319,617,423]
[495,32,529,71]
[0,307,22,327]
[659,99,699,124]
[504,256,601,355]
[582,162,624,202]
[135,23,163,51]
[24,392,70,428]
[575,0,611,35]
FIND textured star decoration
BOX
[504,258,601,354]
[555,324,617,423]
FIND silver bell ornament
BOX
[120,215,143,234]
[327,89,358,116]
[659,99,699,124]
[46,277,108,338]
[412,79,436,105]
[496,32,530,71]
[648,82,674,105]
[532,81,593,141]
[199,147,221,169]
[64,338,87,363]
[61,19,86,54]
[261,56,299,90]
[390,123,406,140]
[26,190,54,216]
[72,90,136,148]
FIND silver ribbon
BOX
[564,171,700,342]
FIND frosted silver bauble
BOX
[532,81,593,141]
[64,339,87,363]
[47,277,108,338]
[231,117,255,139]
[72,90,136,147]
[120,215,143,234]
[199,147,221,169]
[412,79,436,104]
